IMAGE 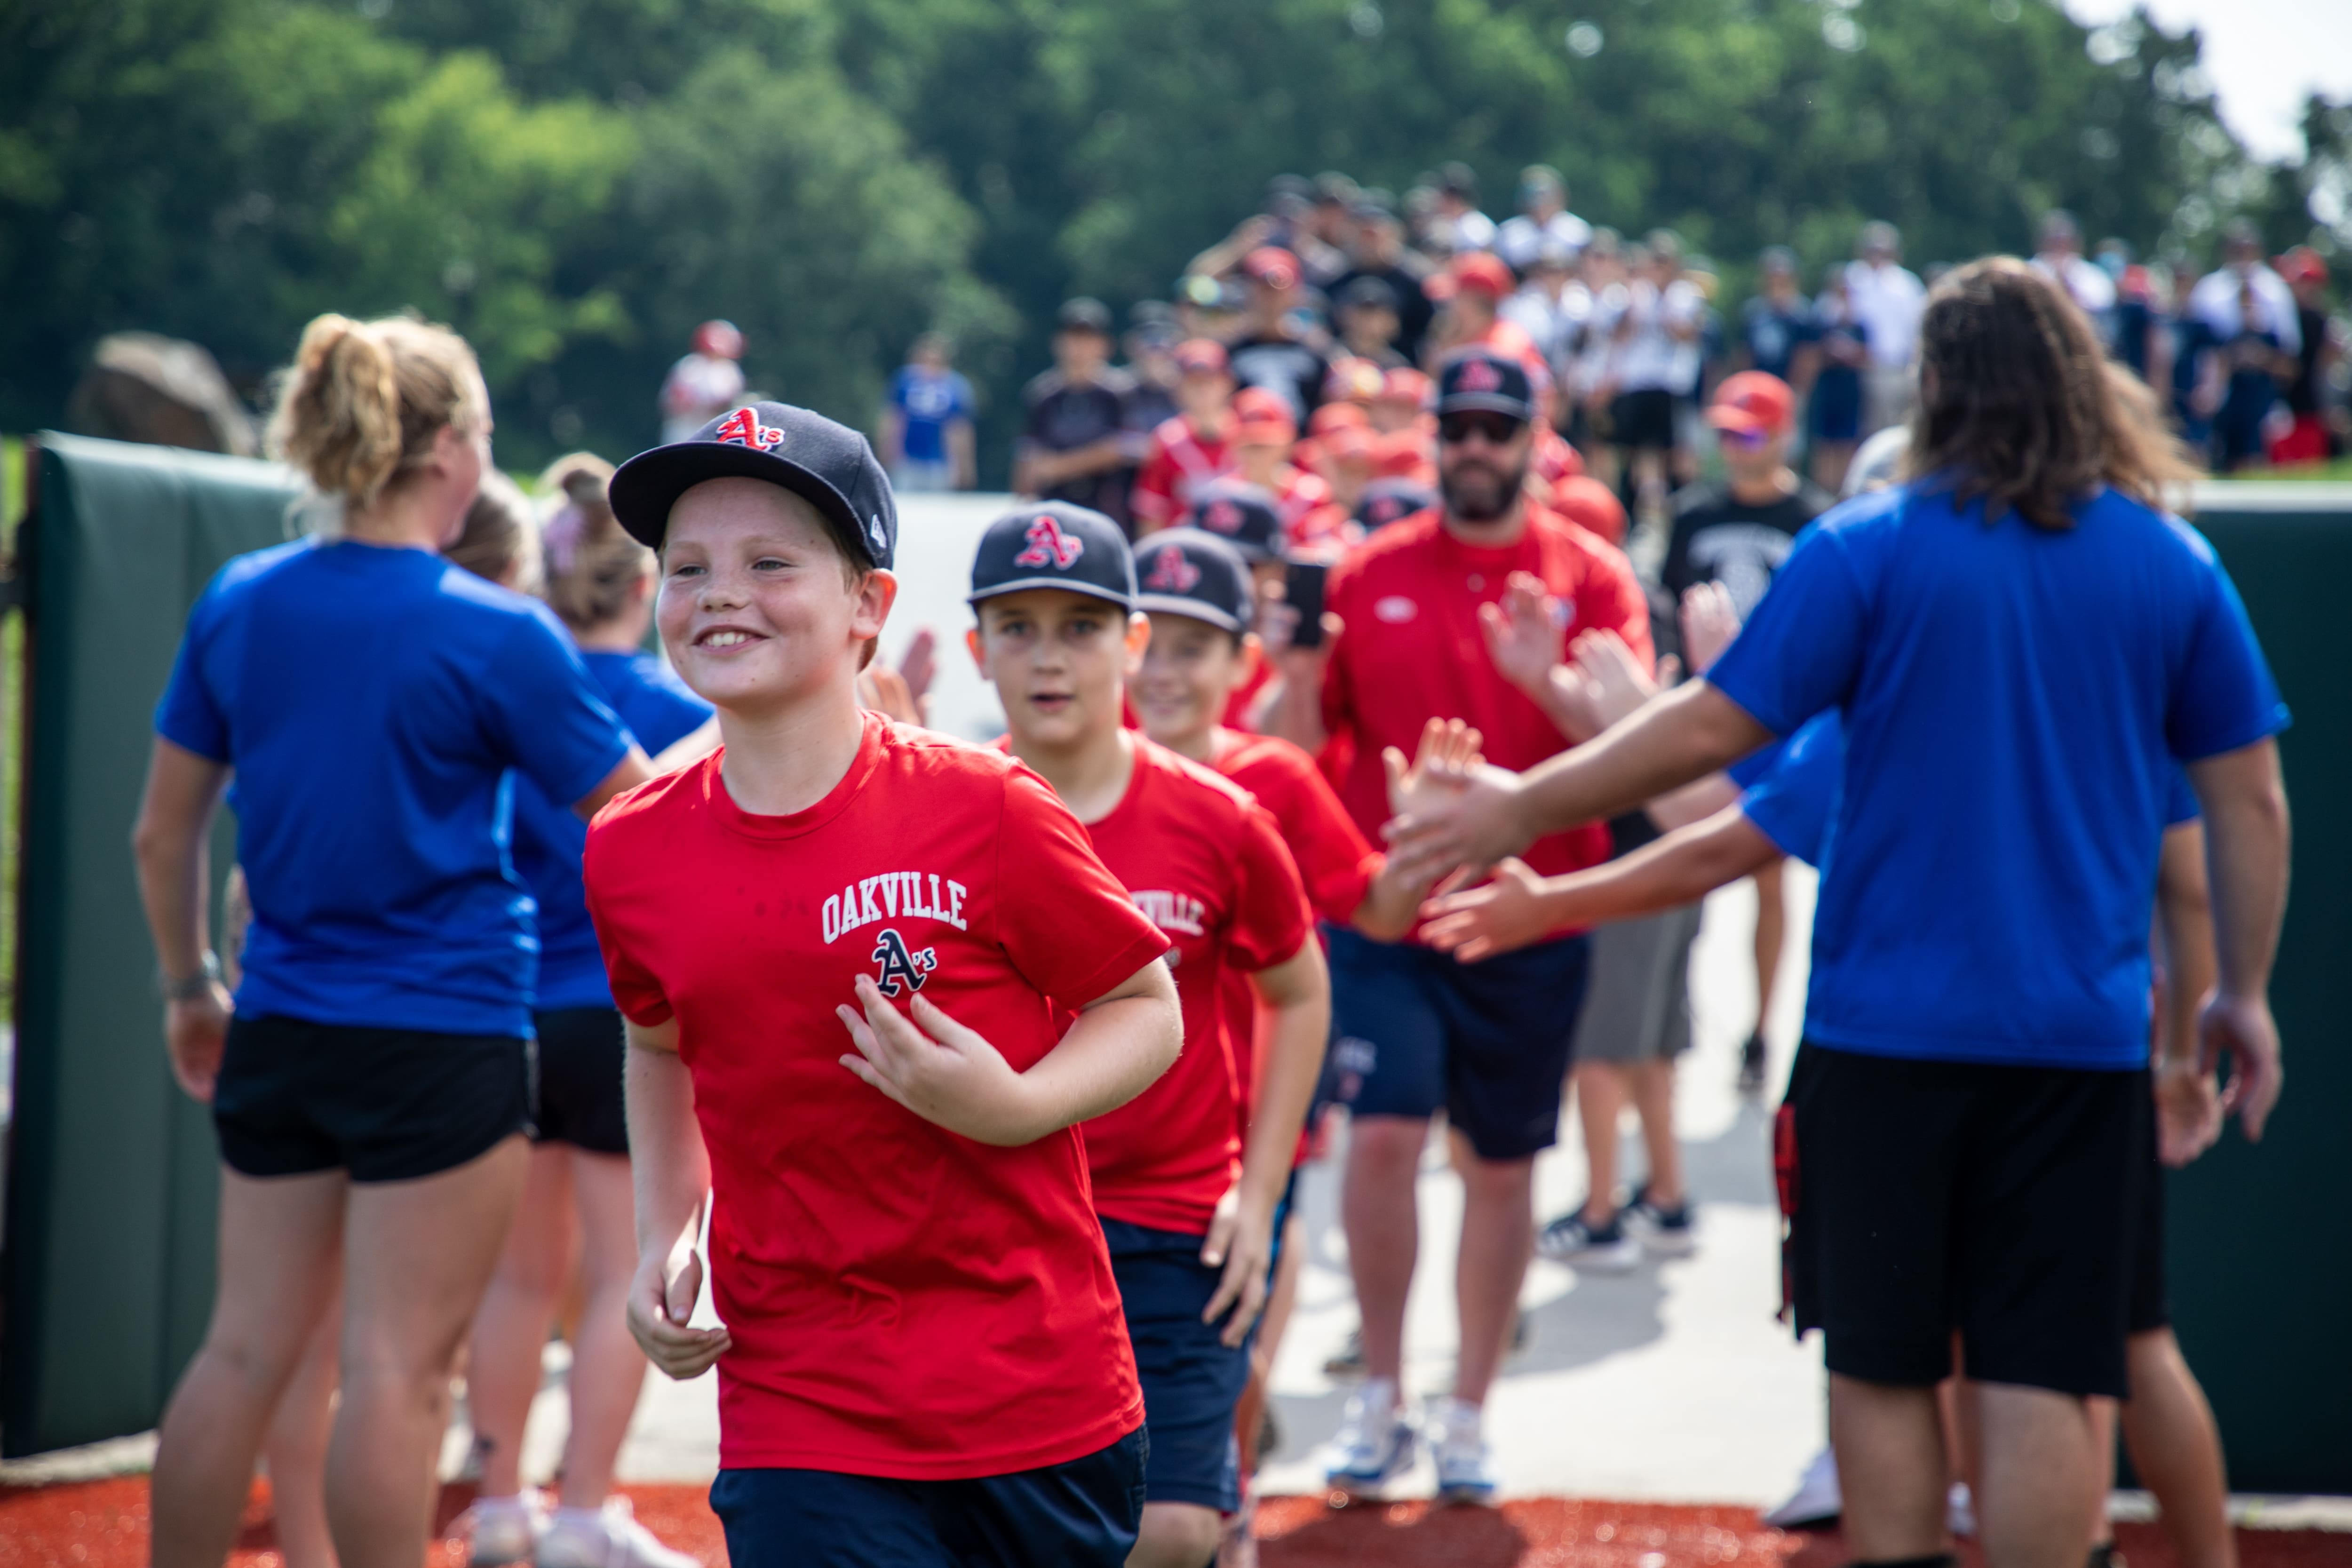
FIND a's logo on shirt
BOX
[1457,358,1504,394]
[711,407,784,450]
[1013,515,1085,570]
[1144,549,1201,593]
[1130,890,1207,937]
[870,928,938,997]
[1374,595,1418,624]
[1201,498,1244,535]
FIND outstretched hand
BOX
[1678,582,1740,677]
[1418,857,1555,963]
[838,975,1046,1146]
[1478,573,1565,696]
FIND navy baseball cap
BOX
[968,502,1136,611]
[1184,479,1284,564]
[1434,350,1536,422]
[1356,477,1439,531]
[610,401,897,568]
[1135,528,1254,634]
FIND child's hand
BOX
[1199,1183,1275,1348]
[838,976,1047,1145]
[1418,858,1557,963]
[1678,581,1741,677]
[627,1244,731,1380]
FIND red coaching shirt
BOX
[1133,415,1235,531]
[1320,505,1652,897]
[1210,726,1380,1117]
[583,714,1168,1478]
[1072,736,1314,1235]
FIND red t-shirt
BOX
[1069,736,1314,1234]
[1320,506,1653,905]
[1134,415,1234,531]
[583,715,1168,1478]
[1210,727,1381,1116]
[1221,659,1273,731]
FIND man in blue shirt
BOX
[1384,259,2291,1568]
[880,333,977,493]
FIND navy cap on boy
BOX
[1134,529,1255,635]
[969,502,1137,610]
[1183,480,1285,564]
[611,401,897,569]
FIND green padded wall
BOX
[5,434,297,1456]
[2161,484,2352,1495]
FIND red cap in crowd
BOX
[1241,247,1303,291]
[2276,246,2328,287]
[1174,338,1231,376]
[693,319,745,359]
[1375,367,1431,408]
[1231,386,1298,444]
[1436,252,1516,302]
[1308,401,1371,438]
[1706,371,1796,439]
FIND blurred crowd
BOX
[654,167,2348,536]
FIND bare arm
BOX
[2185,738,2291,1140]
[948,418,977,490]
[623,1018,732,1378]
[877,406,906,468]
[575,746,657,820]
[130,737,235,1100]
[836,957,1182,1146]
[1201,940,1330,1344]
[2152,819,2223,1166]
[1421,805,1782,963]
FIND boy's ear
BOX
[852,569,898,645]
[1239,632,1263,683]
[965,625,988,679]
[1125,611,1153,656]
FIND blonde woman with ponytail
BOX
[131,314,654,1568]
[454,454,709,1568]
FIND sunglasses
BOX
[1716,423,1772,448]
[1438,412,1527,446]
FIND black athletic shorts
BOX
[1785,1042,2146,1398]
[2129,1085,2168,1335]
[213,1013,529,1184]
[1609,388,1678,451]
[532,1006,628,1155]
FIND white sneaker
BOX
[1762,1445,1842,1528]
[1426,1395,1497,1505]
[462,1492,544,1568]
[538,1498,703,1568]
[1323,1378,1415,1497]
[1535,1210,1642,1272]
[1947,1480,1978,1539]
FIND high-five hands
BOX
[1678,582,1740,677]
[1478,573,1565,696]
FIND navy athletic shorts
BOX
[213,1013,527,1184]
[1101,1217,1250,1512]
[531,1005,628,1155]
[1327,927,1591,1161]
[708,1426,1146,1567]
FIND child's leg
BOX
[1629,1058,1685,1210]
[264,1276,345,1568]
[1574,1062,1627,1222]
[462,1141,578,1498]
[1131,1504,1221,1568]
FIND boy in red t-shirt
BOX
[1128,527,1457,1494]
[586,405,1182,1567]
[963,502,1326,1568]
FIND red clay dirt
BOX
[0,1478,2344,1568]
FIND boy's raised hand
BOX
[1478,572,1565,696]
[1418,857,1553,963]
[1678,581,1740,677]
[838,975,1048,1146]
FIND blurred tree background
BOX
[2,0,2342,481]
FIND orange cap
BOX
[1707,371,1796,438]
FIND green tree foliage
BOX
[0,0,2334,478]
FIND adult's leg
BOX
[2121,1328,2236,1568]
[1828,1373,1949,1560]
[1453,1153,1536,1406]
[151,1167,347,1568]
[1129,1503,1220,1568]
[1970,1381,2102,1568]
[1629,1058,1685,1211]
[1341,1115,1428,1387]
[1573,1062,1626,1225]
[329,1136,529,1568]
[557,1149,654,1508]
[264,1278,346,1568]
[465,1143,577,1497]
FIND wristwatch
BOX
[161,950,223,1003]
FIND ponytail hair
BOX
[537,452,653,632]
[268,313,486,510]
[445,469,542,594]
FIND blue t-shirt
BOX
[156,539,632,1037]
[889,366,975,463]
[511,649,712,1011]
[1706,481,2286,1069]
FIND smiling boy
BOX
[583,404,1182,1568]
[965,503,1328,1568]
